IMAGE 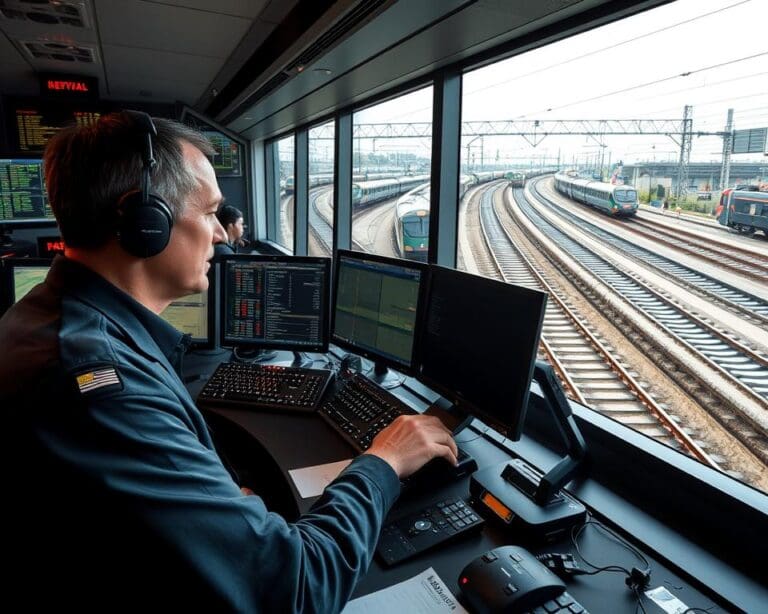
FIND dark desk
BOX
[186,350,764,613]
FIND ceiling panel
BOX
[102,43,221,101]
[137,0,269,19]
[0,31,28,66]
[97,0,252,58]
[107,75,210,103]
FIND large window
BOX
[270,135,294,251]
[351,87,433,260]
[458,0,768,495]
[308,121,335,257]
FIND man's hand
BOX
[365,414,458,478]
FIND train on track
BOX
[715,188,768,236]
[393,171,509,260]
[505,171,525,187]
[554,171,638,217]
[284,171,399,194]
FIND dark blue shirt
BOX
[0,256,400,611]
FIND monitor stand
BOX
[424,396,473,435]
[291,351,314,368]
[366,361,404,389]
[232,347,278,363]
[470,360,587,542]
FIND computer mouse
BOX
[458,545,566,613]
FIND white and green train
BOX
[554,171,638,217]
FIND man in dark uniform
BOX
[0,112,457,611]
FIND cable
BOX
[389,0,757,121]
[523,51,768,117]
[569,515,652,612]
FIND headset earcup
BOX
[118,191,173,258]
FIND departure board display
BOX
[180,110,244,177]
[0,159,54,224]
[13,106,101,153]
[205,131,242,177]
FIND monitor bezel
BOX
[163,273,216,350]
[0,158,56,226]
[331,249,429,377]
[0,257,53,317]
[218,253,331,353]
[416,264,547,441]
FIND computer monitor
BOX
[1,159,55,248]
[219,254,330,353]
[0,258,51,315]
[417,265,547,440]
[0,159,53,225]
[159,291,214,349]
[0,258,214,348]
[331,250,428,388]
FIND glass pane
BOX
[309,121,335,257]
[351,87,433,260]
[274,135,294,251]
[459,0,768,494]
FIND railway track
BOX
[463,183,716,466]
[513,182,768,468]
[533,182,768,327]
[521,181,768,404]
[628,217,768,281]
[309,188,333,255]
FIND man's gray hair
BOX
[44,112,216,249]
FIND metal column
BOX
[675,105,693,200]
[719,108,733,191]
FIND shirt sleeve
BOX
[38,375,401,614]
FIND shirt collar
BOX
[49,255,189,365]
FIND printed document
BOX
[342,567,468,613]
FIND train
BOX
[351,175,431,207]
[394,184,431,261]
[554,171,638,217]
[284,171,400,195]
[284,173,334,194]
[715,188,768,236]
[505,171,526,188]
[393,171,509,260]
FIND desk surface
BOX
[186,350,760,613]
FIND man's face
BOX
[148,141,227,300]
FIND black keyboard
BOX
[197,362,334,413]
[525,592,590,614]
[377,496,484,566]
[318,372,414,451]
[318,372,477,480]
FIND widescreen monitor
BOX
[0,259,213,347]
[0,159,54,225]
[331,250,427,385]
[417,265,547,440]
[219,255,330,352]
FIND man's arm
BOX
[38,380,399,613]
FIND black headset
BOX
[116,110,173,258]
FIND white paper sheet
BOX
[288,459,353,498]
[342,567,468,614]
